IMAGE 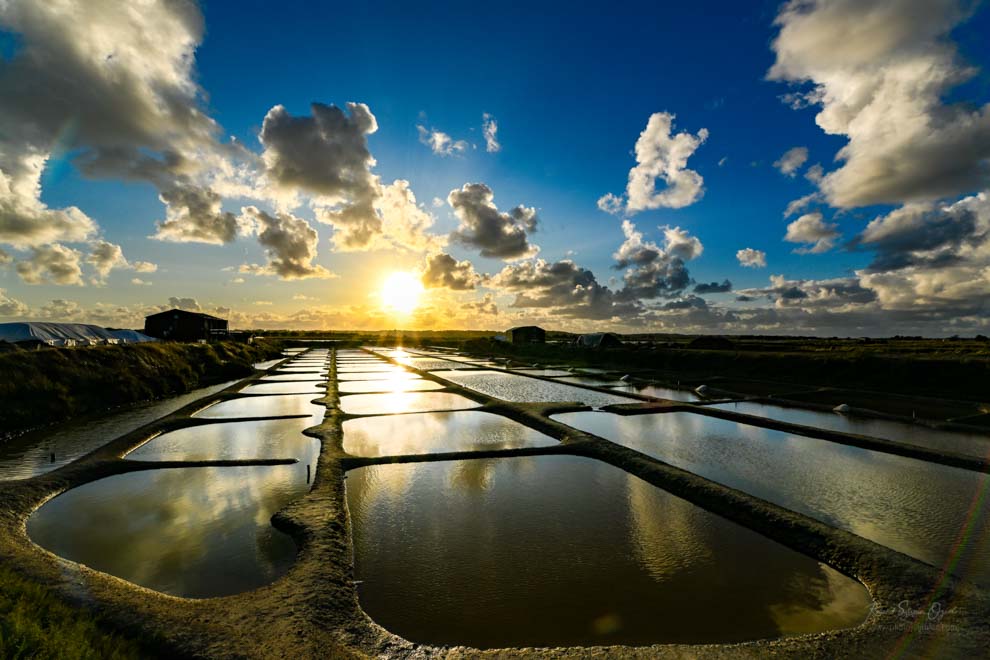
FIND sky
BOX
[1,0,989,335]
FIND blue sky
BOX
[2,0,990,334]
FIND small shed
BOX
[576,332,623,349]
[508,326,546,344]
[144,309,228,342]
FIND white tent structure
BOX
[0,322,157,347]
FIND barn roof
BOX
[145,308,226,322]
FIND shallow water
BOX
[337,371,421,381]
[553,411,990,587]
[610,384,701,402]
[393,358,468,371]
[28,465,306,597]
[511,368,574,377]
[339,392,481,416]
[346,455,870,648]
[260,373,327,381]
[194,395,324,423]
[343,411,557,456]
[431,370,637,407]
[338,379,444,393]
[127,418,320,463]
[555,376,629,387]
[338,364,407,373]
[240,381,326,395]
[0,380,239,481]
[710,401,990,459]
[253,359,284,370]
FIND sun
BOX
[380,271,424,315]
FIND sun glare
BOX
[381,271,424,315]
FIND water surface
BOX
[195,395,324,423]
[554,411,990,587]
[339,392,481,416]
[127,417,319,463]
[432,370,637,408]
[338,379,444,393]
[347,455,870,648]
[610,384,700,402]
[241,381,326,395]
[28,465,306,597]
[710,401,990,459]
[0,380,238,481]
[338,371,421,381]
[343,411,556,456]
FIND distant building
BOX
[576,332,623,349]
[144,309,228,342]
[508,325,546,344]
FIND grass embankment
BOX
[460,338,990,404]
[0,340,281,436]
[0,566,146,659]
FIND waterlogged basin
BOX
[0,380,239,481]
[610,384,700,402]
[338,364,407,373]
[346,455,871,648]
[555,376,629,388]
[343,411,557,456]
[240,381,326,395]
[28,465,306,597]
[338,371,421,382]
[338,379,444,393]
[194,395,324,423]
[711,401,990,460]
[394,358,468,371]
[511,368,573,377]
[262,373,327,382]
[553,411,990,587]
[339,392,481,416]
[127,418,319,463]
[253,359,284,370]
[432,370,637,407]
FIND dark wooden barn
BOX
[144,309,228,342]
[508,325,546,344]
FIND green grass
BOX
[0,566,145,659]
[0,340,282,435]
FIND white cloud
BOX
[784,212,840,253]
[421,252,481,290]
[769,0,990,208]
[482,114,500,153]
[239,206,333,280]
[131,277,152,286]
[0,288,28,316]
[15,244,84,285]
[417,125,468,157]
[737,248,767,268]
[773,146,808,177]
[602,112,709,215]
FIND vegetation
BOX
[458,336,990,405]
[0,340,282,437]
[0,566,145,659]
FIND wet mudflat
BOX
[711,400,990,459]
[127,417,320,463]
[431,370,638,408]
[339,392,481,416]
[554,411,990,587]
[343,411,557,456]
[194,394,324,423]
[346,455,871,648]
[28,464,306,598]
[0,380,239,481]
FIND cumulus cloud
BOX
[167,297,202,312]
[0,288,28,316]
[694,279,732,294]
[773,146,809,177]
[597,193,624,215]
[491,258,640,320]
[376,180,445,253]
[131,278,152,286]
[736,248,767,268]
[153,183,239,244]
[769,0,990,208]
[464,293,498,315]
[0,248,11,265]
[482,114,500,153]
[613,220,703,298]
[449,183,539,260]
[601,112,709,214]
[421,252,481,290]
[85,240,157,284]
[785,212,840,253]
[15,244,84,285]
[417,125,468,156]
[738,274,877,308]
[239,206,333,280]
